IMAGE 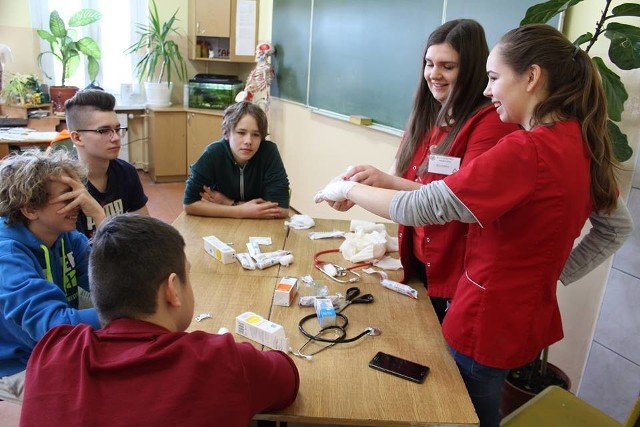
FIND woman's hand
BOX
[345,165,392,188]
[314,180,356,203]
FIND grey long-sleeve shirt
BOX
[389,182,634,285]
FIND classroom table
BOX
[174,212,479,426]
[0,128,57,158]
[0,136,53,158]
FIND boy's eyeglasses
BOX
[75,127,128,139]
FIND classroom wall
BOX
[263,0,640,397]
[562,0,640,420]
[0,1,40,79]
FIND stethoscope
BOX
[291,287,381,360]
[313,249,371,284]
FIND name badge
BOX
[427,154,461,175]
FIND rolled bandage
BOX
[279,254,294,266]
[381,279,418,299]
[236,252,256,270]
[254,250,291,269]
[313,180,356,203]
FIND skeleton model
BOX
[235,42,275,112]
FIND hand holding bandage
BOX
[314,180,357,203]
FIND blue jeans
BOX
[449,347,509,427]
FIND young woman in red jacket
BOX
[315,24,632,427]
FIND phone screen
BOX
[368,351,430,383]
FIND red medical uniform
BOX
[399,105,518,298]
[21,319,299,427]
[442,120,592,368]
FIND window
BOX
[29,0,147,95]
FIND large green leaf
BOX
[49,11,67,38]
[77,37,102,59]
[68,9,102,27]
[521,0,584,24]
[573,32,593,46]
[87,56,100,83]
[604,23,640,70]
[608,120,633,162]
[611,3,640,18]
[36,29,56,44]
[593,57,628,122]
[64,53,80,84]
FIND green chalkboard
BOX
[271,0,312,104]
[272,0,561,130]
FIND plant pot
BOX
[144,82,172,107]
[500,362,571,418]
[50,86,79,114]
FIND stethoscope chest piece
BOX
[317,262,361,283]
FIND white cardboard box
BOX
[235,312,289,351]
[273,277,298,307]
[203,235,236,264]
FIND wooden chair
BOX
[501,385,640,427]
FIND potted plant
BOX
[36,9,102,113]
[501,348,571,417]
[517,0,638,162]
[126,0,188,107]
[1,73,41,105]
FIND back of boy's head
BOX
[221,101,268,140]
[0,149,86,226]
[64,89,116,130]
[89,214,187,325]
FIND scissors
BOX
[336,286,374,313]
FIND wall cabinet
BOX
[192,0,230,38]
[147,109,187,182]
[188,0,259,63]
[147,108,224,183]
[186,111,223,167]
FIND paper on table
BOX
[0,129,57,141]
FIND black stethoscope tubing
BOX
[298,312,374,343]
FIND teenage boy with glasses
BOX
[65,89,149,238]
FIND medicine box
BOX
[203,235,236,264]
[235,312,289,351]
[273,277,298,307]
[314,298,336,328]
[188,74,243,110]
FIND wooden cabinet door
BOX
[187,112,223,168]
[194,0,231,37]
[148,110,187,182]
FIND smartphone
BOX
[368,351,430,383]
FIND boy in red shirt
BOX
[21,214,299,426]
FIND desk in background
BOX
[174,213,479,426]
[0,130,57,158]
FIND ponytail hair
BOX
[497,24,619,213]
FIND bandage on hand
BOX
[314,180,356,203]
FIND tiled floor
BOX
[138,171,185,224]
